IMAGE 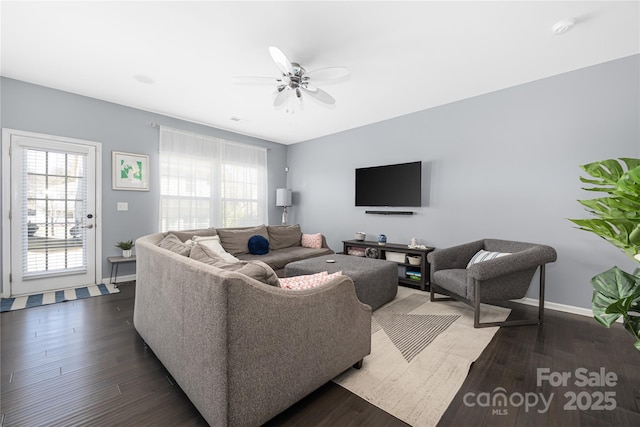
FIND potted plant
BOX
[116,239,135,258]
[569,158,640,350]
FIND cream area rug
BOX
[333,286,510,427]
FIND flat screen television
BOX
[355,161,422,207]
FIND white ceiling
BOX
[1,1,639,145]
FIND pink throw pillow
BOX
[280,271,342,290]
[325,271,343,281]
[301,233,322,249]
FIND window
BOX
[23,148,88,274]
[159,127,268,231]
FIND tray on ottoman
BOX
[285,254,398,310]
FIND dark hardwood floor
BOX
[440,301,640,426]
[1,283,639,426]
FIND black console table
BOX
[343,240,434,291]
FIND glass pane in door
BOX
[23,148,88,277]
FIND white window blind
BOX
[159,127,268,231]
[23,148,87,276]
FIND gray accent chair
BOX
[427,239,557,328]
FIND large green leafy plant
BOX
[569,158,640,350]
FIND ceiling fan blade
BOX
[273,88,290,107]
[232,76,283,85]
[301,86,335,105]
[302,82,318,92]
[305,67,350,82]
[269,46,294,76]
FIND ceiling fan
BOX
[233,46,349,108]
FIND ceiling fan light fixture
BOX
[552,18,575,35]
[234,46,349,109]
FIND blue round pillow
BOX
[248,235,269,255]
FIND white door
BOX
[3,130,101,296]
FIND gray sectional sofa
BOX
[133,226,372,426]
[167,224,334,276]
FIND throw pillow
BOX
[166,227,217,242]
[189,242,226,263]
[217,225,270,255]
[248,235,270,255]
[157,233,192,256]
[190,235,239,262]
[280,271,343,290]
[301,233,323,249]
[267,224,302,250]
[466,249,511,268]
[231,260,280,287]
[190,243,280,287]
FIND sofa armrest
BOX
[321,234,331,250]
[134,235,231,426]
[428,240,484,271]
[467,245,557,281]
[225,275,371,426]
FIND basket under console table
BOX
[342,240,435,291]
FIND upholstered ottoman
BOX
[285,254,398,310]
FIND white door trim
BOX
[1,128,102,298]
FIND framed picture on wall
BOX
[112,151,149,191]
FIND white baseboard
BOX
[514,297,594,318]
[515,297,626,324]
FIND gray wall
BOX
[286,54,640,310]
[3,55,638,308]
[0,78,287,289]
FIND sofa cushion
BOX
[267,225,302,250]
[190,243,280,287]
[466,249,511,268]
[217,225,270,255]
[157,233,192,256]
[188,235,239,263]
[301,233,323,249]
[166,227,217,242]
[248,235,270,255]
[237,246,334,271]
[433,269,469,298]
[279,271,343,290]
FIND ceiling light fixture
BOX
[552,18,575,35]
[233,46,349,110]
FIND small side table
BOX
[107,255,136,286]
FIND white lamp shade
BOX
[276,188,292,207]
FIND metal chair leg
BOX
[538,264,546,325]
[430,283,454,302]
[474,264,547,328]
